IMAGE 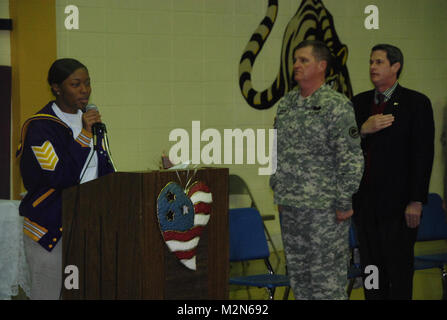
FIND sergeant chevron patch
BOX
[31,141,59,171]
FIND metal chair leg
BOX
[282,264,291,299]
[241,261,252,300]
[441,266,447,300]
[267,288,275,300]
[347,278,355,298]
[263,223,281,271]
[283,286,291,300]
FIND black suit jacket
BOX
[352,84,434,216]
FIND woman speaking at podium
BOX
[17,58,115,299]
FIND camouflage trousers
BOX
[280,206,350,300]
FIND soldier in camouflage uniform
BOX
[270,40,364,299]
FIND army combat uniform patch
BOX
[349,126,360,139]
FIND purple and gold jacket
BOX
[17,101,114,251]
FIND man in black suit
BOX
[352,44,434,300]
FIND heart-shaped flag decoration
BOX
[157,181,212,270]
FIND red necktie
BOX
[365,94,387,184]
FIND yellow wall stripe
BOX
[10,0,57,199]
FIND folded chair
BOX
[229,207,290,299]
[414,193,447,300]
[347,222,363,298]
[228,174,280,267]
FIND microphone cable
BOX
[61,132,96,299]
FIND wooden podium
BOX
[61,168,229,299]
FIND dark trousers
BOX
[353,194,418,300]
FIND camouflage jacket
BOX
[270,84,364,211]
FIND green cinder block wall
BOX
[4,0,444,299]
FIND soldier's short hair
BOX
[294,40,332,77]
[371,44,404,78]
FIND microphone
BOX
[85,104,106,150]
[86,104,106,132]
[85,104,117,172]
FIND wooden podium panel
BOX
[62,168,228,299]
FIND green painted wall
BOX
[52,0,447,299]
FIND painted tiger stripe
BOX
[238,0,353,110]
[238,0,279,109]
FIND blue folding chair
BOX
[228,174,280,269]
[414,193,447,300]
[229,207,290,299]
[347,222,363,298]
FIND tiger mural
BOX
[239,0,353,110]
